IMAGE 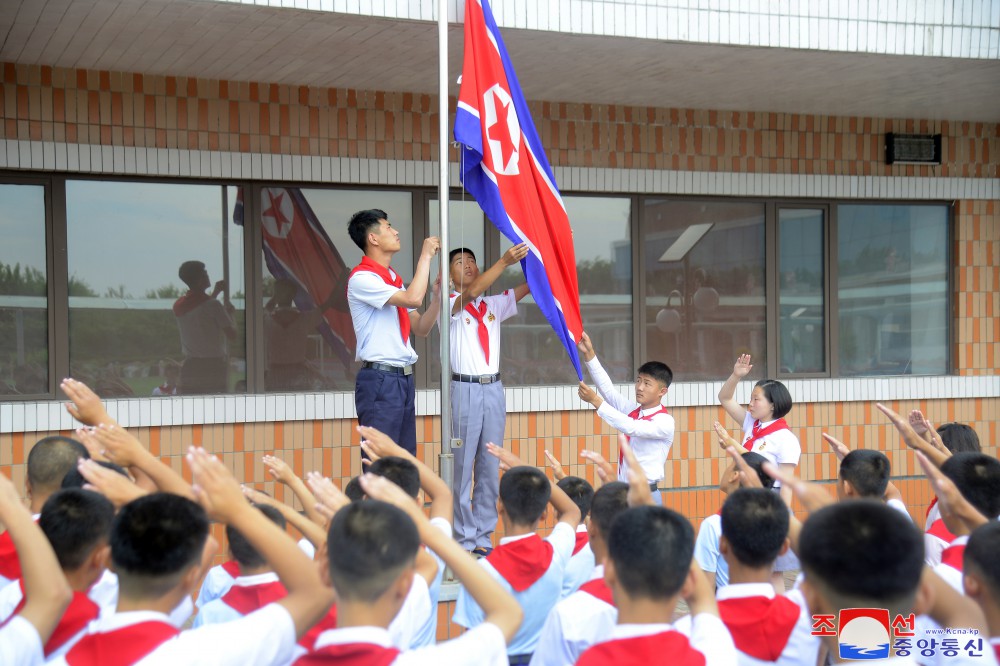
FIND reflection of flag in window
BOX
[455,0,583,379]
[233,188,355,367]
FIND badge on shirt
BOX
[465,317,471,324]
[758,442,766,451]
[487,312,495,322]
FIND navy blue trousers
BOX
[354,367,417,456]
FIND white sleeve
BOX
[529,608,575,666]
[595,404,673,440]
[349,272,403,310]
[693,518,722,574]
[546,522,578,567]
[151,603,297,666]
[682,613,737,666]
[0,581,24,624]
[397,622,508,666]
[452,573,485,630]
[0,615,44,666]
[584,357,636,415]
[774,433,802,466]
[887,499,912,521]
[389,575,431,649]
[489,290,518,323]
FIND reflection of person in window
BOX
[173,260,236,395]
[264,278,337,390]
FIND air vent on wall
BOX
[885,133,942,165]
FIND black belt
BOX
[362,361,414,376]
[452,372,501,384]
[508,655,532,666]
[649,481,659,492]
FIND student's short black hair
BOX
[940,453,1000,519]
[799,501,923,614]
[499,466,551,526]
[557,476,594,523]
[347,209,389,251]
[839,449,891,498]
[607,506,693,600]
[740,451,776,490]
[753,379,793,419]
[368,457,420,499]
[637,361,672,389]
[449,247,476,264]
[61,460,129,490]
[327,500,420,602]
[344,476,364,502]
[936,423,981,454]
[965,522,1000,595]
[226,504,286,570]
[588,482,629,539]
[110,493,209,597]
[39,489,115,571]
[721,488,789,568]
[178,260,206,288]
[27,436,90,493]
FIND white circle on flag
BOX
[483,84,520,176]
[261,188,295,239]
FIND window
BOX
[498,195,633,385]
[778,208,826,374]
[258,188,413,392]
[0,184,49,396]
[643,200,767,382]
[66,180,245,397]
[837,204,949,376]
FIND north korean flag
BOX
[233,187,355,366]
[455,0,584,379]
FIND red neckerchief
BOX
[572,531,590,556]
[940,543,966,573]
[0,529,21,581]
[349,257,410,342]
[578,577,614,607]
[925,496,938,519]
[743,418,790,452]
[621,405,669,466]
[8,584,100,656]
[717,594,801,662]
[220,580,287,615]
[993,641,1000,663]
[577,630,706,666]
[298,605,339,650]
[926,518,956,544]
[485,534,554,592]
[172,290,212,317]
[221,560,241,577]
[294,642,400,666]
[64,620,180,665]
[464,300,490,363]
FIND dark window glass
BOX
[778,208,825,374]
[0,184,48,396]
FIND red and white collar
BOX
[576,524,588,534]
[87,609,173,633]
[230,572,280,587]
[585,565,605,583]
[948,534,971,548]
[314,625,393,651]
[717,582,777,601]
[609,622,674,640]
[636,404,665,417]
[498,531,536,546]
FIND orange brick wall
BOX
[954,200,1000,376]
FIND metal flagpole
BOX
[437,0,458,491]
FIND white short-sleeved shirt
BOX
[192,572,284,628]
[530,565,617,666]
[560,526,595,599]
[710,583,821,666]
[584,357,674,483]
[388,573,431,650]
[0,615,43,666]
[176,298,233,358]
[50,603,297,666]
[410,517,452,649]
[454,522,576,655]
[196,564,237,610]
[347,270,418,365]
[582,616,738,666]
[308,622,508,666]
[448,291,517,376]
[740,414,801,469]
[693,513,729,588]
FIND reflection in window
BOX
[837,205,948,376]
[778,209,825,374]
[66,181,245,397]
[498,196,633,385]
[644,200,766,382]
[0,185,48,395]
[259,188,413,392]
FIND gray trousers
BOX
[451,380,506,550]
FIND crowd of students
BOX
[0,353,997,666]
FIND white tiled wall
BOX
[3,140,998,201]
[209,0,1000,60]
[2,376,997,433]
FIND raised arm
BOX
[61,378,117,427]
[262,454,325,527]
[361,474,522,642]
[620,439,654,507]
[486,443,580,528]
[242,486,328,549]
[451,243,529,314]
[409,276,441,338]
[718,354,752,425]
[577,332,634,414]
[358,425,453,522]
[83,424,195,500]
[188,447,333,639]
[876,403,951,469]
[386,237,440,309]
[0,473,71,643]
[822,432,902,502]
